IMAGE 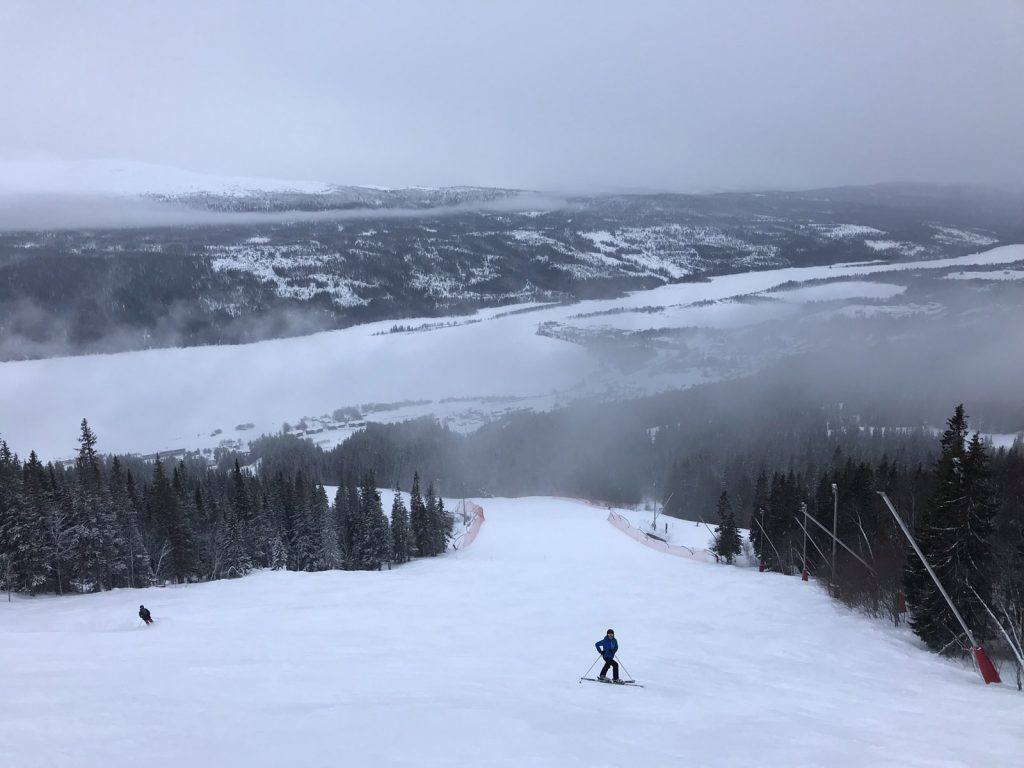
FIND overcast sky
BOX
[1,1,1022,192]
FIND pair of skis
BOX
[580,676,644,688]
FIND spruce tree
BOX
[311,482,341,570]
[905,405,997,652]
[409,472,429,557]
[0,441,29,593]
[355,472,390,570]
[149,456,195,582]
[16,452,55,593]
[72,420,119,591]
[433,492,454,555]
[109,458,151,588]
[425,483,442,557]
[46,465,76,595]
[712,490,743,565]
[289,471,317,571]
[334,483,352,566]
[389,483,411,564]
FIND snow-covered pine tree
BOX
[289,471,318,571]
[712,490,743,564]
[368,492,392,571]
[108,457,151,588]
[389,483,411,564]
[333,483,352,566]
[71,420,121,591]
[409,472,429,557]
[148,455,195,583]
[230,461,258,563]
[421,481,452,557]
[348,476,371,568]
[0,441,28,593]
[268,534,289,570]
[355,472,390,570]
[311,482,341,570]
[250,486,280,571]
[45,464,76,596]
[215,487,253,579]
[14,452,56,593]
[905,405,997,652]
[425,483,441,557]
[172,463,202,577]
[432,490,454,556]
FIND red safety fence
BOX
[452,499,486,549]
[607,510,718,564]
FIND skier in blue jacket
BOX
[595,629,620,682]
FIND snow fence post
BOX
[877,492,1001,685]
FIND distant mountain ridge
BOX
[0,156,523,212]
[0,175,1021,361]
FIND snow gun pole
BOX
[793,515,832,573]
[654,491,673,532]
[801,502,809,580]
[877,492,1000,685]
[831,484,839,585]
[802,509,876,576]
[752,515,784,572]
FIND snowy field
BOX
[1,244,1022,461]
[1,496,1021,768]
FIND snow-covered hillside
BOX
[1,496,1019,768]
[1,244,1022,461]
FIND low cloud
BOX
[0,192,569,232]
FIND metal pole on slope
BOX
[877,491,1000,685]
[793,515,832,571]
[751,514,784,573]
[802,510,876,576]
[801,502,809,581]
[831,483,839,586]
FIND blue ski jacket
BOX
[595,636,618,660]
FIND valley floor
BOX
[1,497,1021,767]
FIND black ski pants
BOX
[599,659,619,680]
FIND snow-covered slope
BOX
[1,496,1019,768]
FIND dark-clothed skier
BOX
[139,605,153,625]
[595,628,619,681]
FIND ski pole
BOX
[579,656,601,683]
[616,657,634,682]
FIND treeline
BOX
[0,420,454,595]
[735,405,1024,683]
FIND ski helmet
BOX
[607,628,614,634]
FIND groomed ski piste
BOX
[2,497,1022,768]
